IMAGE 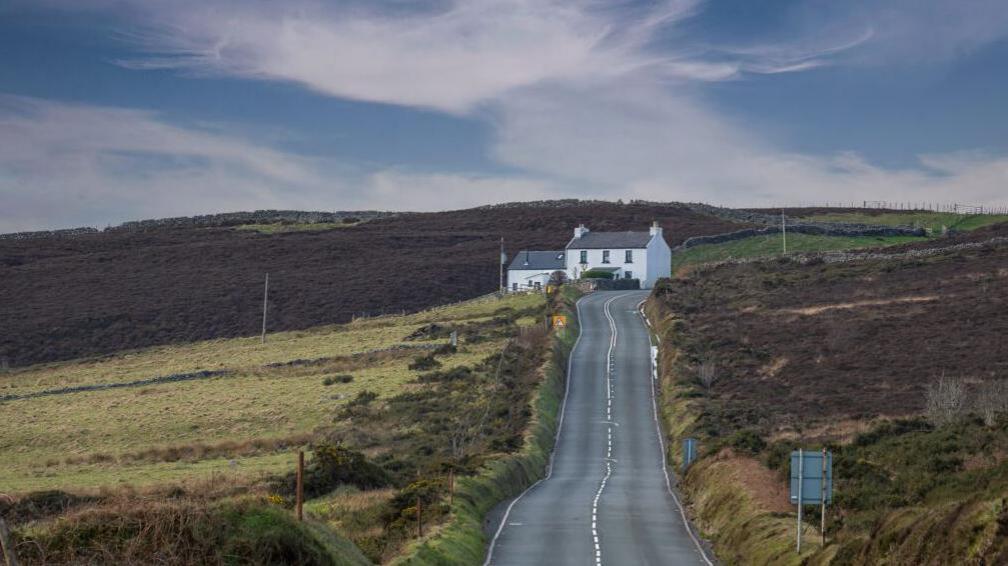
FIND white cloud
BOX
[490,82,1008,207]
[0,95,577,231]
[105,0,709,114]
[3,0,1007,233]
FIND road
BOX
[485,291,712,566]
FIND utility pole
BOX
[821,447,827,547]
[781,210,787,255]
[499,237,505,296]
[261,273,269,344]
[796,448,804,553]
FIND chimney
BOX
[574,224,589,239]
[649,221,662,237]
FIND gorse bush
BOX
[296,443,391,499]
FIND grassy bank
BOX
[9,495,370,565]
[391,287,581,565]
[4,292,559,564]
[646,240,1008,564]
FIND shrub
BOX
[697,360,716,390]
[975,379,1008,427]
[729,429,767,455]
[323,375,354,386]
[298,443,391,498]
[580,269,615,280]
[408,355,442,371]
[925,374,967,426]
[417,366,472,383]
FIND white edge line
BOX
[638,300,716,566]
[482,294,588,566]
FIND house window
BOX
[579,250,587,264]
[625,250,633,263]
[602,250,610,264]
[624,271,633,279]
[512,282,518,291]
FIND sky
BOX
[1,0,1007,232]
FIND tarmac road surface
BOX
[485,291,713,566]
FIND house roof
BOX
[566,231,653,250]
[507,250,566,271]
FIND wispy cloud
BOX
[3,0,1007,232]
[0,95,570,232]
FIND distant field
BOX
[800,211,1008,233]
[670,233,926,272]
[234,221,358,234]
[0,293,544,493]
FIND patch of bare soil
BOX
[776,295,938,316]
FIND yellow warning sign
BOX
[551,315,567,328]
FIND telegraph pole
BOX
[261,273,269,344]
[781,210,787,255]
[499,237,505,295]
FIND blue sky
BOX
[1,0,1006,231]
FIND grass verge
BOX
[390,287,581,565]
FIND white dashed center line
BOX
[592,295,620,566]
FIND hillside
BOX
[1,291,561,563]
[646,226,1008,564]
[0,201,746,367]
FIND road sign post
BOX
[683,438,698,471]
[790,449,832,553]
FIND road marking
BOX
[482,297,588,566]
[638,301,715,566]
[590,294,621,566]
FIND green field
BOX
[671,233,926,272]
[0,293,544,494]
[800,211,1008,233]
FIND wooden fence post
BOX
[0,517,19,566]
[296,451,304,522]
[417,496,423,537]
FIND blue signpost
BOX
[789,449,832,552]
[682,438,698,471]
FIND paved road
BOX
[485,291,711,566]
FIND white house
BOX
[564,222,671,289]
[507,250,566,292]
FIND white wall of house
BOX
[564,224,672,289]
[507,269,552,292]
[643,234,672,288]
[565,247,644,283]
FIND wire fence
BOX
[736,201,1008,215]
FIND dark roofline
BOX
[564,231,656,250]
